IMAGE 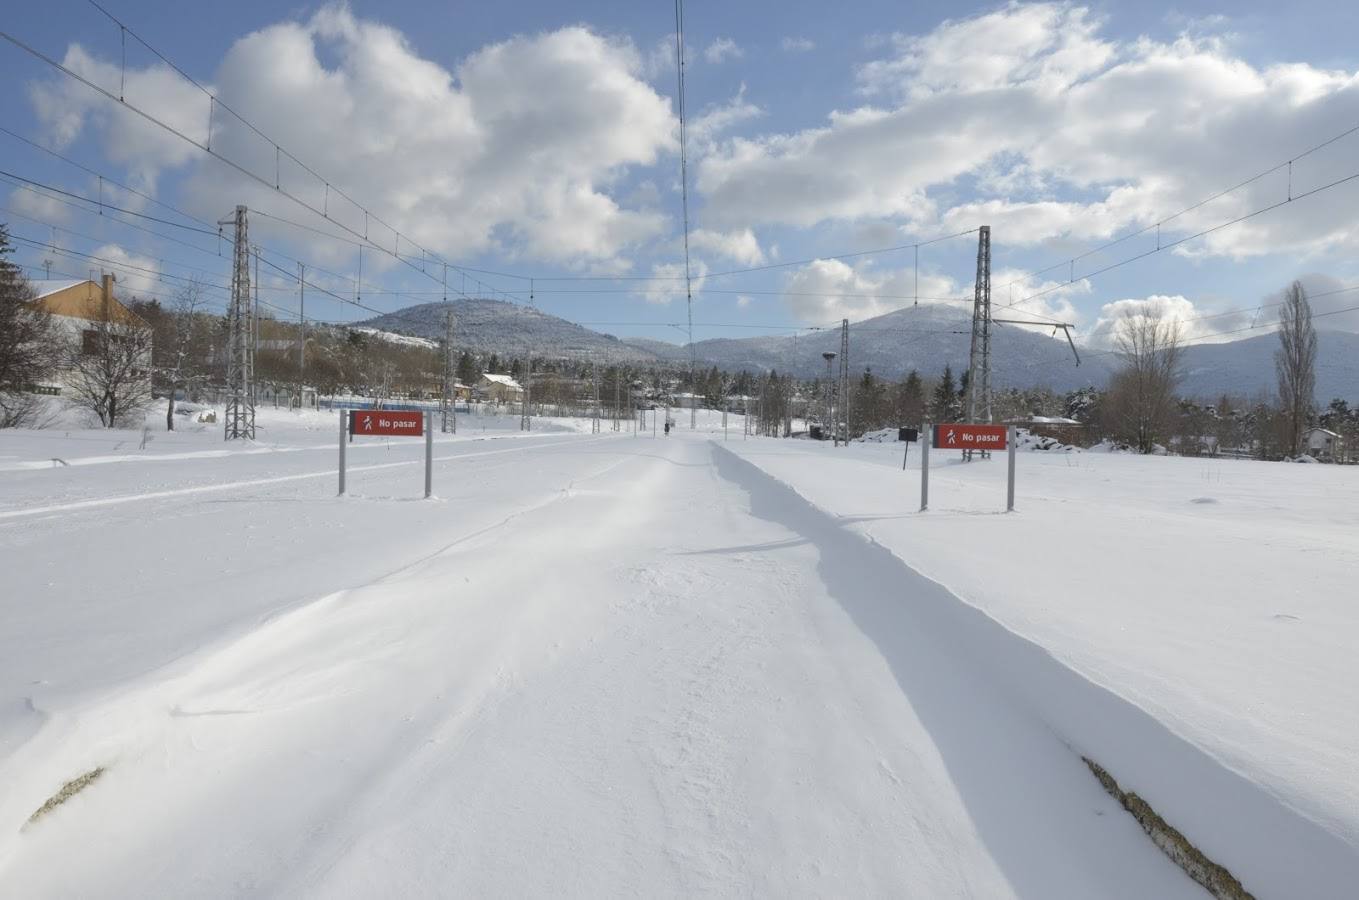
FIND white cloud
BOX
[781,37,815,53]
[704,38,743,64]
[736,294,753,308]
[781,258,1087,327]
[697,3,1359,261]
[689,228,765,266]
[783,258,963,323]
[639,260,708,306]
[689,85,763,153]
[36,7,676,268]
[92,244,162,296]
[29,45,211,194]
[1084,294,1250,349]
[8,186,70,225]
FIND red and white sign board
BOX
[934,423,1007,450]
[349,410,424,437]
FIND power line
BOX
[1002,165,1359,312]
[991,118,1359,308]
[673,0,697,428]
[0,20,533,309]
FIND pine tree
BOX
[930,365,957,422]
[898,369,925,425]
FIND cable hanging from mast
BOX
[674,0,697,429]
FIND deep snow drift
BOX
[0,413,1353,896]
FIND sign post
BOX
[338,408,347,496]
[425,410,434,499]
[899,426,919,470]
[1007,425,1017,512]
[921,424,1016,512]
[339,409,430,498]
[920,424,930,512]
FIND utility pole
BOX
[519,354,532,431]
[592,364,601,434]
[297,262,305,409]
[441,311,456,433]
[220,205,254,439]
[966,225,993,425]
[838,319,850,445]
[822,351,836,444]
[252,246,261,405]
[613,369,621,431]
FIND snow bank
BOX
[722,438,1359,898]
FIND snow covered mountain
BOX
[359,298,1358,400]
[357,298,661,365]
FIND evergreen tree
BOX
[898,369,926,425]
[930,365,957,422]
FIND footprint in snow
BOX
[1272,613,1300,622]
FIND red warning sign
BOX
[349,410,424,437]
[933,423,1007,450]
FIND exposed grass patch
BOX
[26,767,106,826]
[1084,757,1254,900]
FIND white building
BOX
[476,373,524,403]
[29,275,153,395]
[1304,427,1341,460]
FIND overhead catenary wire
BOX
[990,117,1359,309]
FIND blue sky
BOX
[3,0,1358,347]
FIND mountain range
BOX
[358,298,1359,401]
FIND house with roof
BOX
[29,275,153,395]
[475,373,524,403]
[1304,427,1342,461]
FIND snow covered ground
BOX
[0,413,1353,896]
[723,434,1359,897]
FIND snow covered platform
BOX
[0,419,1353,896]
[723,434,1359,897]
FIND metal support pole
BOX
[920,424,930,512]
[425,411,434,499]
[902,438,910,470]
[338,409,347,496]
[1007,425,1016,512]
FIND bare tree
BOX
[0,224,59,427]
[161,278,211,430]
[1105,302,1182,453]
[1275,280,1317,457]
[66,315,154,428]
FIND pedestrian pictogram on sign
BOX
[933,423,1007,450]
[349,410,424,437]
[339,409,435,499]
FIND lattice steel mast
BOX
[220,205,254,439]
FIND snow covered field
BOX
[0,412,1354,896]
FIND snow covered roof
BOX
[28,279,84,299]
[1306,427,1340,437]
[479,373,522,388]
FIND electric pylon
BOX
[838,319,850,444]
[221,205,254,439]
[966,225,993,424]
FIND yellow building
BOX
[29,275,153,392]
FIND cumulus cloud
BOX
[781,258,1087,327]
[35,6,676,268]
[29,45,211,194]
[8,186,71,225]
[92,244,162,296]
[689,85,763,153]
[689,228,765,266]
[703,38,743,64]
[783,258,963,323]
[639,260,708,306]
[697,2,1359,261]
[781,37,815,53]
